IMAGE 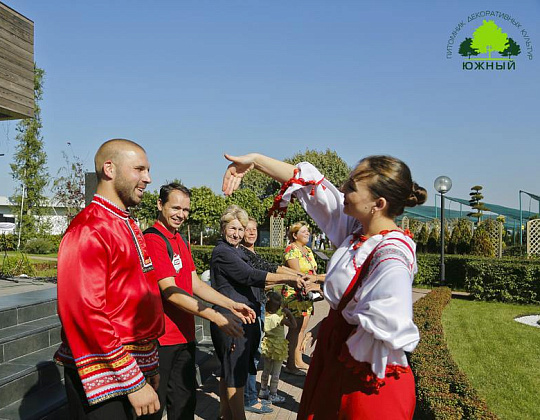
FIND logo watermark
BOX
[446,11,533,71]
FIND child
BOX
[259,291,297,403]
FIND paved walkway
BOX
[194,289,429,420]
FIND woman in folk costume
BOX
[222,152,427,419]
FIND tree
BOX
[189,186,226,243]
[284,148,351,188]
[52,147,85,225]
[225,188,265,225]
[416,223,429,253]
[471,220,496,257]
[131,188,159,230]
[500,37,521,59]
[458,37,480,58]
[448,218,472,254]
[427,222,440,253]
[10,66,50,243]
[471,20,509,59]
[467,185,489,225]
[238,148,351,239]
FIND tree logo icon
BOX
[459,20,521,60]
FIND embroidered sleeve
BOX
[270,162,356,246]
[340,239,420,379]
[55,228,147,405]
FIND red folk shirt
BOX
[144,222,196,345]
[54,195,164,405]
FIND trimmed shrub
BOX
[410,288,498,419]
[465,260,540,304]
[24,238,56,254]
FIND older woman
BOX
[210,205,308,420]
[222,153,427,420]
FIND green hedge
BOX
[415,254,540,304]
[465,260,540,304]
[410,288,498,420]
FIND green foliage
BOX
[52,149,85,224]
[9,65,50,242]
[458,37,479,58]
[410,288,498,420]
[189,186,226,241]
[0,234,18,252]
[448,219,472,255]
[132,189,159,230]
[241,170,280,200]
[414,254,470,290]
[23,238,56,254]
[471,20,509,59]
[465,259,540,304]
[414,253,540,304]
[225,188,266,226]
[284,148,351,188]
[427,224,439,253]
[0,254,36,277]
[500,37,521,58]
[468,185,488,224]
[471,225,495,257]
[416,223,429,253]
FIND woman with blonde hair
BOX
[222,153,427,419]
[278,221,323,374]
[210,205,309,419]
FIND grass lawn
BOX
[442,299,540,420]
[5,251,58,260]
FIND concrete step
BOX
[0,316,61,363]
[0,289,57,330]
[0,345,63,410]
[0,381,67,420]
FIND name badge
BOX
[172,254,183,272]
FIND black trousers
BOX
[143,342,197,420]
[64,367,136,420]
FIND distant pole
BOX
[519,190,523,247]
[440,194,446,282]
[434,176,452,285]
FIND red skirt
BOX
[297,308,416,420]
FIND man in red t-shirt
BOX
[143,183,255,420]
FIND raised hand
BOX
[222,153,257,196]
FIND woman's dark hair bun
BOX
[406,182,428,207]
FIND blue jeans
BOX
[245,305,265,406]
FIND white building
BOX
[0,195,75,235]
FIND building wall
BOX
[0,2,34,120]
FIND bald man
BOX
[54,139,165,419]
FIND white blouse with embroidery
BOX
[278,162,420,379]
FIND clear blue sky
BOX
[2,0,539,211]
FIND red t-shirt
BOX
[144,222,196,345]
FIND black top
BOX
[239,246,279,273]
[239,246,278,304]
[211,239,267,316]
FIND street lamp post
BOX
[434,176,452,285]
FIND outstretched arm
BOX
[223,153,296,196]
[158,277,245,338]
[192,272,256,324]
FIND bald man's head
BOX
[94,139,146,181]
